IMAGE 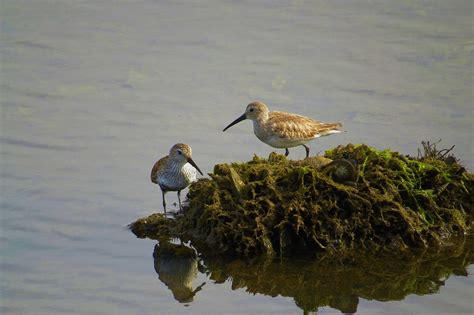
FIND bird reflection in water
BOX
[153,242,205,304]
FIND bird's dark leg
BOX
[302,144,310,159]
[162,190,167,215]
[177,190,182,211]
[285,148,289,156]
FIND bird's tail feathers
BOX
[318,122,344,136]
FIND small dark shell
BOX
[322,159,359,184]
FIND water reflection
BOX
[153,235,473,313]
[153,243,206,304]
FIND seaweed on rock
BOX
[130,144,473,258]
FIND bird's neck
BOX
[252,118,268,140]
[256,112,269,124]
[168,160,187,173]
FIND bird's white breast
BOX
[181,163,198,183]
[158,163,197,191]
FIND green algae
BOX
[131,213,176,241]
[130,143,473,258]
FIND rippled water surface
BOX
[1,0,473,314]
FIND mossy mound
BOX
[131,144,473,258]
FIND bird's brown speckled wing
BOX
[151,156,168,183]
[268,111,342,140]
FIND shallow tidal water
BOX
[1,1,473,314]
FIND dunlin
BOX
[151,143,203,213]
[223,101,343,158]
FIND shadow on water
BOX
[153,235,473,313]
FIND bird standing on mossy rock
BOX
[151,143,203,214]
[223,101,343,158]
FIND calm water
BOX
[1,0,473,314]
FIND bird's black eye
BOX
[249,108,254,112]
[178,150,182,155]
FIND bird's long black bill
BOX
[187,158,203,176]
[222,113,246,131]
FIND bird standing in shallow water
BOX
[151,143,203,214]
[223,101,343,158]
